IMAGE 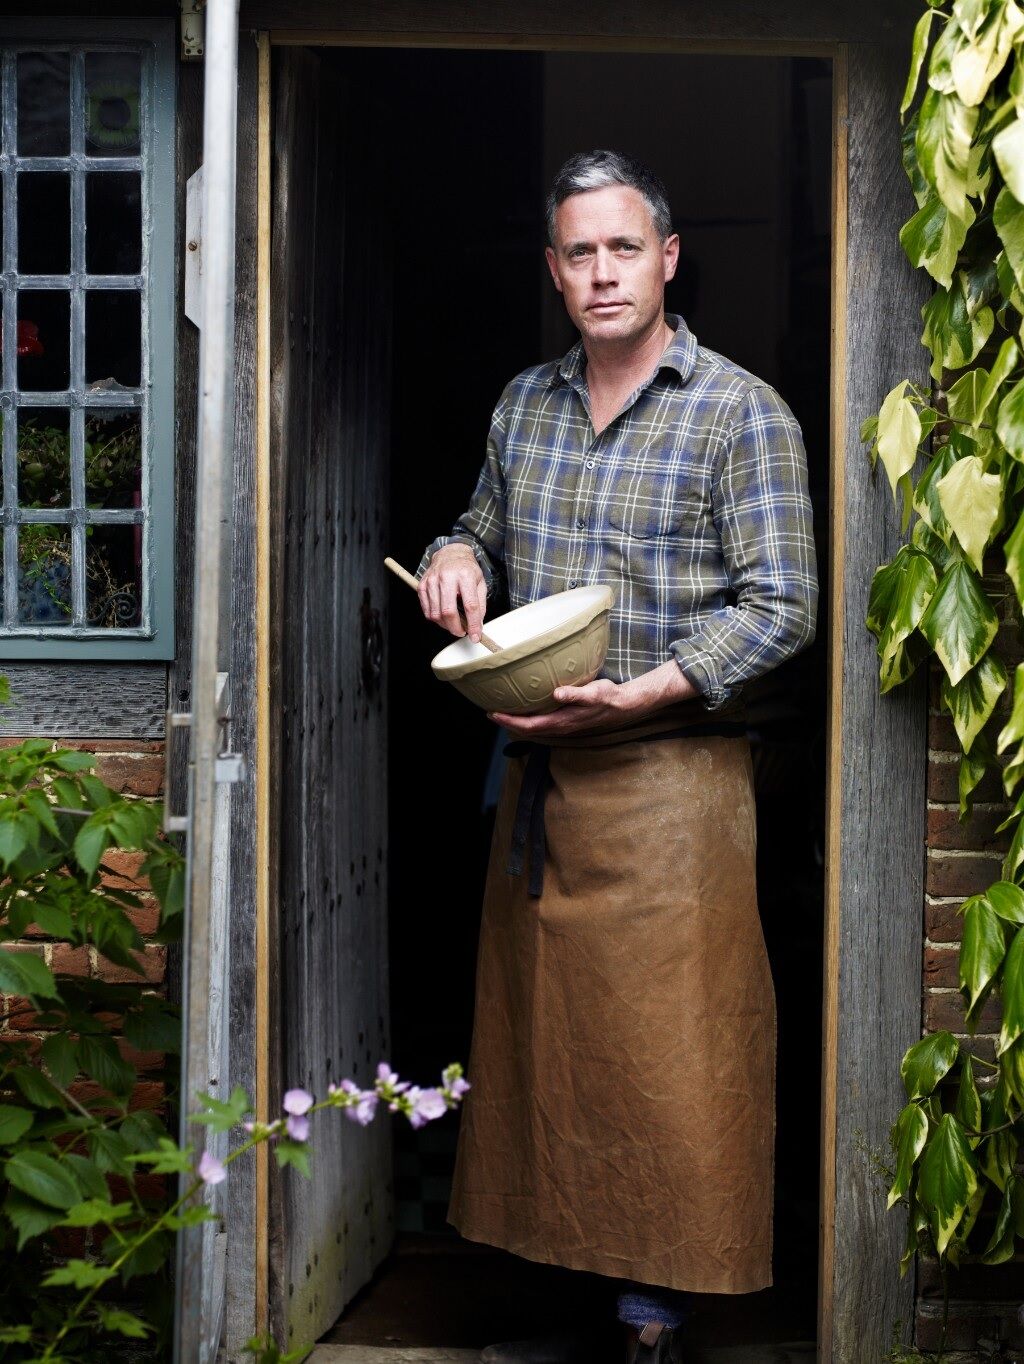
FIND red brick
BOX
[927,804,1011,852]
[925,896,964,943]
[3,996,42,1031]
[50,944,90,978]
[57,739,164,753]
[926,851,1004,897]
[91,752,165,797]
[117,1040,166,1075]
[924,989,1001,1033]
[956,1033,998,1066]
[927,757,1005,805]
[928,712,960,753]
[95,945,165,985]
[125,900,160,936]
[97,849,148,889]
[924,944,960,988]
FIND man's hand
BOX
[418,543,488,642]
[492,660,699,738]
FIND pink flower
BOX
[406,1087,448,1129]
[334,1079,379,1126]
[286,1114,310,1141]
[198,1150,226,1185]
[283,1088,314,1116]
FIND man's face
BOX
[545,184,679,346]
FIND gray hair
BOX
[545,149,673,244]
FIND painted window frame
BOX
[0,17,174,660]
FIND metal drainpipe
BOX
[173,0,240,1359]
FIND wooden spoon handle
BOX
[384,556,500,653]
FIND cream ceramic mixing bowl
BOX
[430,585,615,715]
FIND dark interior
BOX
[318,45,831,1357]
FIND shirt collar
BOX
[550,312,698,389]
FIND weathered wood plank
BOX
[0,663,165,737]
[270,46,393,1352]
[827,37,930,1362]
[241,0,900,45]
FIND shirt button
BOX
[576,517,586,529]
[568,581,578,589]
[586,459,595,469]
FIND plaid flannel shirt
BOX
[418,313,818,709]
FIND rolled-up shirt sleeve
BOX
[669,383,818,710]
[416,397,508,597]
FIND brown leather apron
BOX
[447,730,775,1295]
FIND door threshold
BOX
[309,1349,478,1363]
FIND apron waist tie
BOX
[502,719,747,898]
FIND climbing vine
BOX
[864,0,1024,1290]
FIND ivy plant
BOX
[865,0,1024,1291]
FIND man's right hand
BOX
[417,543,488,642]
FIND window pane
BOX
[18,408,70,508]
[85,409,140,509]
[17,52,71,156]
[18,172,71,275]
[18,525,72,625]
[86,523,141,627]
[17,290,70,391]
[84,52,141,158]
[85,172,141,274]
[85,290,140,388]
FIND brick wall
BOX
[0,736,170,1257]
[921,607,1024,1360]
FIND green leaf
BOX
[960,741,990,816]
[998,924,1024,1053]
[917,560,999,685]
[994,111,1024,201]
[952,0,1022,104]
[87,1127,131,1174]
[0,1105,33,1145]
[60,1198,133,1227]
[0,947,58,1000]
[124,1136,193,1175]
[188,1085,252,1133]
[77,1034,135,1098]
[1000,665,1024,754]
[0,1327,32,1344]
[0,816,28,868]
[917,88,979,217]
[918,1112,979,1256]
[995,185,1024,295]
[123,997,181,1054]
[1005,501,1024,604]
[43,1259,117,1290]
[12,1065,65,1109]
[914,439,960,543]
[273,1138,311,1178]
[28,901,73,939]
[902,1031,960,1100]
[904,7,939,114]
[73,815,109,877]
[981,1173,1019,1262]
[868,548,939,690]
[876,381,924,502]
[960,893,1007,1023]
[921,277,994,380]
[945,366,990,426]
[1004,804,1024,880]
[93,1306,152,1340]
[955,1056,983,1136]
[1003,1035,1024,1109]
[51,750,95,773]
[2,1189,62,1250]
[41,1033,78,1089]
[942,650,1007,752]
[978,336,1020,419]
[4,1150,81,1210]
[937,453,1001,572]
[901,195,974,288]
[987,880,1024,922]
[888,1101,930,1208]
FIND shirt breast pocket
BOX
[606,466,699,540]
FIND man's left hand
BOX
[490,679,627,738]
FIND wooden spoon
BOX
[384,556,501,653]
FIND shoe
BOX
[624,1322,684,1364]
[480,1326,619,1364]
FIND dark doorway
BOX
[309,44,831,1359]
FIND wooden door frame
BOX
[235,19,929,1362]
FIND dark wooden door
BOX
[269,46,393,1349]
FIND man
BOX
[417,150,817,1364]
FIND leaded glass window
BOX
[0,23,174,658]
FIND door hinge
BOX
[180,0,205,61]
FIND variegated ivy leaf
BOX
[903,114,932,209]
[902,1030,960,1100]
[954,0,994,42]
[994,186,1024,293]
[997,661,1024,753]
[918,559,999,685]
[918,1113,979,1257]
[888,1102,930,1209]
[1003,802,1024,881]
[913,513,958,570]
[980,1173,1019,1263]
[952,0,1024,106]
[994,112,1024,202]
[921,278,994,381]
[978,336,1020,419]
[901,195,974,289]
[867,546,938,693]
[937,454,1002,572]
[881,633,932,695]
[1002,1035,1024,1110]
[945,366,990,424]
[916,89,979,218]
[1005,502,1024,608]
[904,9,939,115]
[929,13,965,93]
[942,648,1008,751]
[1004,741,1024,796]
[960,892,1007,1024]
[877,381,924,501]
[997,924,1024,1054]
[955,1056,983,1141]
[960,741,990,816]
